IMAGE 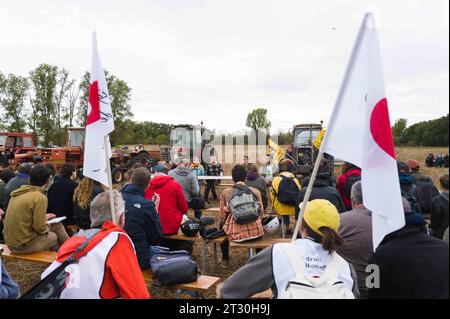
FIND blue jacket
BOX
[1,259,20,299]
[122,184,163,270]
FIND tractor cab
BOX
[67,128,85,149]
[169,124,205,163]
[291,123,334,176]
[0,132,35,154]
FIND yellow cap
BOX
[302,199,340,236]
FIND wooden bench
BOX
[142,270,220,298]
[229,238,291,258]
[0,244,57,264]
[0,244,219,299]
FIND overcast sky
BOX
[0,0,448,133]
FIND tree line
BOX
[392,114,449,147]
[0,64,134,146]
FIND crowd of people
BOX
[426,153,449,168]
[0,153,448,299]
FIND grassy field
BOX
[3,146,449,299]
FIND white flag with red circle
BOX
[83,32,115,187]
[321,13,405,249]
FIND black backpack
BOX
[344,175,361,200]
[402,184,422,215]
[276,175,300,206]
[415,179,440,216]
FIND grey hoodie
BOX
[168,166,199,203]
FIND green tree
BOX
[246,108,271,133]
[28,64,73,145]
[79,71,133,145]
[0,72,30,132]
[392,118,407,146]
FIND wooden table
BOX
[229,238,291,258]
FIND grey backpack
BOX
[229,184,260,225]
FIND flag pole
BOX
[104,135,117,225]
[291,13,371,242]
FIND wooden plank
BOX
[229,238,291,249]
[0,244,56,264]
[142,269,220,292]
[162,234,202,242]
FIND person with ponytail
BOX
[73,177,104,230]
[218,199,359,299]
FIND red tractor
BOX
[0,132,38,168]
[40,128,161,184]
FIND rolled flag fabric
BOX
[83,32,115,187]
[320,13,405,249]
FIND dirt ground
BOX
[2,146,448,299]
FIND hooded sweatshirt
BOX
[41,221,149,299]
[144,176,188,235]
[3,185,49,249]
[168,166,199,203]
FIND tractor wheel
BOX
[130,152,151,168]
[111,167,124,184]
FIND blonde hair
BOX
[73,177,96,210]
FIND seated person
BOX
[219,199,359,299]
[41,191,150,299]
[3,164,69,254]
[123,168,163,270]
[219,164,265,267]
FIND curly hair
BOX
[73,177,95,210]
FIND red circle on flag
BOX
[370,98,396,159]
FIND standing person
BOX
[123,168,163,270]
[245,163,269,211]
[47,163,78,226]
[144,168,191,253]
[73,177,104,230]
[41,191,150,299]
[219,164,265,267]
[242,156,250,171]
[429,174,449,240]
[444,154,449,168]
[204,156,223,203]
[368,198,449,299]
[296,158,346,220]
[219,199,359,299]
[406,159,440,217]
[191,157,205,193]
[336,162,361,211]
[169,159,202,219]
[0,258,20,299]
[397,161,427,217]
[270,159,301,237]
[259,155,278,185]
[3,165,69,254]
[336,181,373,299]
[3,162,32,210]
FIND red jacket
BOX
[337,168,362,210]
[144,176,188,235]
[42,221,149,299]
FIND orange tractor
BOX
[0,132,38,167]
[39,128,162,183]
[1,128,162,184]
